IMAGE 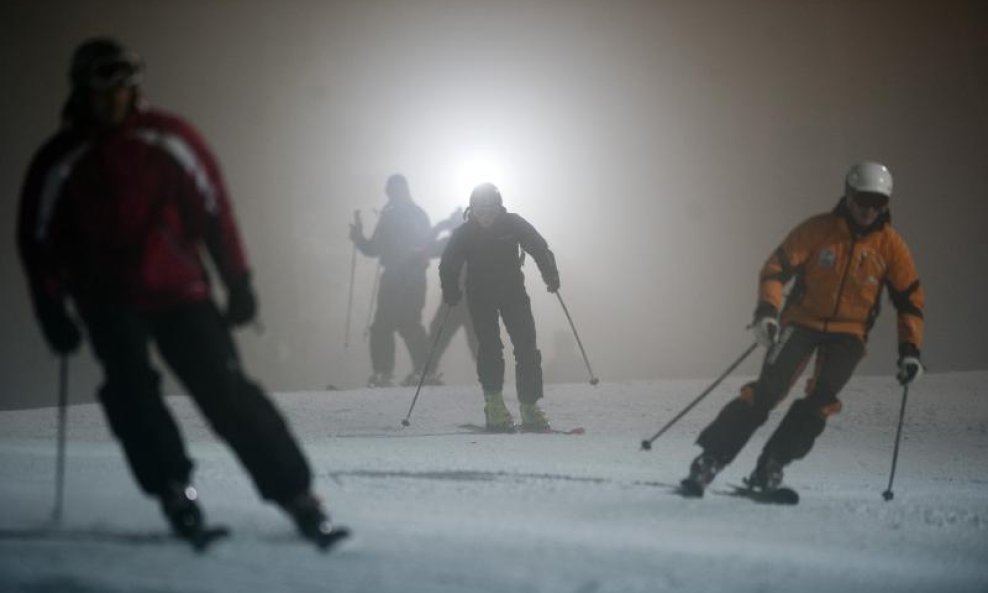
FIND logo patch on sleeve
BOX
[818,248,836,268]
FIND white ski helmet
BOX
[845,162,893,199]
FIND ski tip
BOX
[188,525,231,552]
[730,485,799,505]
[313,526,351,552]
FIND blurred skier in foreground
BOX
[17,37,347,549]
[680,162,925,498]
[439,183,560,432]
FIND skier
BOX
[439,183,560,432]
[350,174,433,387]
[421,207,479,385]
[17,38,347,548]
[680,162,925,498]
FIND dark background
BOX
[2,0,986,409]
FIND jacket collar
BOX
[832,197,890,237]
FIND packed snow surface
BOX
[2,371,986,592]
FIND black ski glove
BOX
[545,273,560,293]
[36,298,82,354]
[225,273,257,327]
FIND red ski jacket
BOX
[17,106,249,313]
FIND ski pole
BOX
[641,342,758,451]
[554,291,599,386]
[363,262,382,338]
[52,356,69,523]
[401,305,453,427]
[882,383,910,501]
[343,243,357,349]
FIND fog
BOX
[1,0,986,408]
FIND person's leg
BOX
[467,296,504,395]
[83,305,193,497]
[462,304,480,362]
[467,294,513,430]
[684,326,819,491]
[500,291,551,430]
[369,270,399,383]
[393,269,429,381]
[753,333,866,485]
[151,302,311,505]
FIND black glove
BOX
[545,274,560,293]
[36,299,82,354]
[225,273,257,327]
[443,290,462,307]
[897,355,923,386]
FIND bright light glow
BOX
[448,150,511,205]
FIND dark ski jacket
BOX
[353,199,432,272]
[17,105,249,314]
[439,211,558,302]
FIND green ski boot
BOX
[484,391,515,432]
[519,401,551,433]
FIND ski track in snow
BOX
[1,372,986,593]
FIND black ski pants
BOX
[467,287,543,403]
[82,301,312,504]
[370,266,429,376]
[696,324,865,467]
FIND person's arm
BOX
[885,232,925,383]
[17,135,83,353]
[350,210,379,256]
[513,214,559,292]
[756,218,817,319]
[170,118,256,325]
[438,228,467,305]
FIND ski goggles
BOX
[87,55,143,90]
[850,191,889,210]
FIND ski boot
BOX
[423,371,444,386]
[679,453,724,498]
[282,492,351,551]
[160,483,205,538]
[159,482,228,550]
[483,391,515,432]
[519,401,551,433]
[744,456,784,493]
[367,372,394,388]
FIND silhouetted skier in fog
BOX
[439,183,559,432]
[16,37,347,549]
[350,174,432,387]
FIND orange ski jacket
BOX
[757,200,924,357]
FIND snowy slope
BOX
[1,371,986,593]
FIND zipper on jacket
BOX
[825,236,858,331]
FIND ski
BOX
[728,484,800,505]
[457,423,584,435]
[0,525,230,550]
[181,524,231,552]
[676,478,705,498]
[307,526,351,552]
